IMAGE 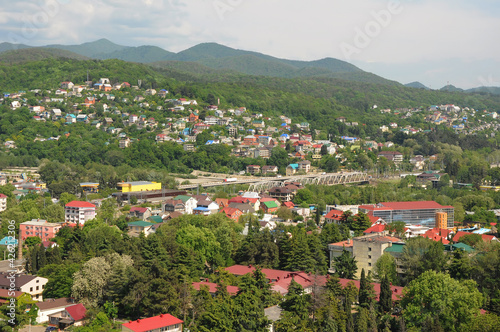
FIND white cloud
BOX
[0,0,498,88]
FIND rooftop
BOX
[122,314,183,332]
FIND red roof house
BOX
[122,314,183,332]
[221,207,243,221]
[452,231,497,243]
[192,281,239,296]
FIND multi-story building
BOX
[328,232,403,279]
[122,314,183,332]
[64,201,96,225]
[359,201,455,228]
[0,193,6,212]
[19,219,63,242]
[0,273,48,301]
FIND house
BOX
[119,138,131,148]
[246,165,261,175]
[215,198,229,209]
[262,165,279,175]
[227,203,254,214]
[188,112,199,123]
[11,101,21,109]
[64,201,96,225]
[128,221,155,237]
[196,199,220,214]
[324,209,345,224]
[268,187,293,202]
[0,273,48,301]
[84,96,95,105]
[377,151,403,164]
[173,195,198,214]
[122,314,183,332]
[65,114,76,124]
[452,231,498,243]
[221,207,243,221]
[48,303,86,329]
[261,200,279,214]
[128,207,152,221]
[163,200,186,214]
[19,219,62,242]
[285,164,299,176]
[228,196,260,211]
[36,298,77,324]
[297,160,311,173]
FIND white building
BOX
[36,298,77,324]
[64,201,96,225]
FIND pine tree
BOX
[358,269,376,309]
[379,275,392,313]
[333,248,357,279]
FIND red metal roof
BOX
[0,194,7,198]
[364,224,387,234]
[123,314,183,332]
[191,281,239,295]
[325,209,344,220]
[452,231,496,243]
[338,278,403,301]
[130,207,148,213]
[65,201,96,208]
[65,303,86,321]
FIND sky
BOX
[1,0,499,89]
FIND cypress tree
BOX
[379,275,392,313]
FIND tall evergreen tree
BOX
[333,248,357,279]
[379,275,393,314]
[358,269,376,309]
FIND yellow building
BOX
[117,181,162,193]
[435,212,448,229]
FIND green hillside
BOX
[45,38,129,58]
[0,47,90,64]
[97,45,176,63]
[405,81,430,90]
[0,42,31,53]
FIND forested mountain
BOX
[405,81,429,90]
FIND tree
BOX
[72,253,134,308]
[348,212,371,236]
[358,269,376,309]
[401,270,484,332]
[401,237,446,284]
[448,248,472,280]
[333,248,357,279]
[378,275,392,314]
[386,221,406,238]
[373,253,397,284]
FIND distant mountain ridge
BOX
[1,39,500,94]
[0,39,393,85]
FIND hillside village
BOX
[0,76,500,331]
[2,78,499,177]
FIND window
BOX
[36,286,39,291]
[368,263,372,267]
[368,255,372,259]
[30,287,33,292]
[36,280,39,283]
[368,247,372,251]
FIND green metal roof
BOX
[384,243,405,253]
[128,221,154,228]
[175,195,192,203]
[148,215,163,224]
[444,242,474,252]
[263,201,279,209]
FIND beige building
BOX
[0,273,48,301]
[328,232,403,279]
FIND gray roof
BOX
[37,298,76,311]
[264,305,282,322]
